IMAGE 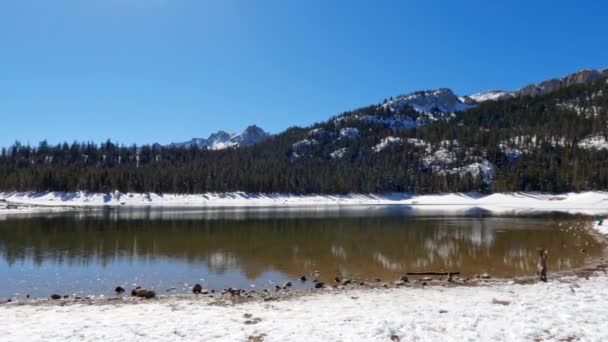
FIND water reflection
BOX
[0,211,602,297]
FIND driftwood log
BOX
[538,249,548,282]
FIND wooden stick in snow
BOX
[538,249,548,282]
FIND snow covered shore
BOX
[1,273,607,341]
[2,191,608,215]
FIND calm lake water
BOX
[0,207,603,299]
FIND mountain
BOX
[2,67,608,195]
[172,125,271,150]
[469,68,608,102]
[382,88,477,114]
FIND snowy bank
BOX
[2,274,608,341]
[3,191,608,215]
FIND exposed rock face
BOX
[172,125,271,150]
[382,88,477,114]
[469,69,608,103]
[237,125,271,147]
[514,69,608,98]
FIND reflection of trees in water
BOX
[0,216,600,278]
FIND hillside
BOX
[1,69,607,194]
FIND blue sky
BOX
[0,0,606,147]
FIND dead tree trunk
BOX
[538,249,548,282]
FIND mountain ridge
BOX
[171,125,271,150]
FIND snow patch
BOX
[578,134,608,151]
[339,127,359,139]
[292,139,316,150]
[468,90,510,102]
[329,148,348,159]
[372,137,402,152]
[440,160,496,184]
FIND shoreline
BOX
[3,191,608,216]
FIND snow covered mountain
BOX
[172,125,271,150]
[175,69,607,154]
[381,88,476,114]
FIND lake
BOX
[0,207,603,299]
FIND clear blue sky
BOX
[1,0,606,147]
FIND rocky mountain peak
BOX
[172,126,271,150]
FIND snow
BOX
[372,137,402,152]
[329,148,348,159]
[2,271,608,341]
[505,135,566,149]
[405,138,429,148]
[382,88,477,114]
[338,127,359,139]
[499,143,525,162]
[578,134,608,151]
[172,126,271,150]
[468,89,510,102]
[291,139,316,150]
[594,221,608,235]
[4,191,608,215]
[440,160,496,184]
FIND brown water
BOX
[0,207,603,298]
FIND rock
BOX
[420,277,433,282]
[314,282,325,289]
[439,310,448,314]
[50,294,61,300]
[374,278,381,282]
[142,290,156,299]
[244,317,262,325]
[131,287,141,296]
[131,287,155,299]
[400,276,409,282]
[341,279,351,285]
[312,270,320,282]
[334,277,341,283]
[491,298,511,306]
[249,334,266,342]
[275,285,282,291]
[391,335,400,341]
[480,273,491,279]
[299,275,307,282]
[394,280,406,286]
[114,286,125,294]
[227,288,242,296]
[192,284,203,294]
[283,282,292,288]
